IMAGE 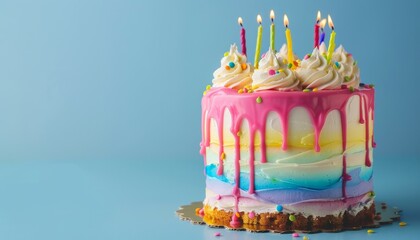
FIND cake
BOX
[199,26,376,231]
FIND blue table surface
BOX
[0,157,418,240]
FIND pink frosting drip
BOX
[200,87,375,226]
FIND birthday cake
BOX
[198,12,376,232]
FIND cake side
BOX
[200,87,375,229]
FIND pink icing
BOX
[200,87,375,226]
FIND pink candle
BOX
[314,11,321,49]
[238,17,247,56]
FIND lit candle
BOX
[314,11,321,49]
[254,14,263,69]
[319,18,327,44]
[238,17,247,56]
[326,15,336,63]
[283,14,294,64]
[270,10,275,51]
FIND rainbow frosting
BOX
[199,42,376,230]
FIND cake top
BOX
[206,11,369,93]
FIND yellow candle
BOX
[254,15,263,69]
[283,14,294,63]
[326,15,336,63]
[270,10,275,51]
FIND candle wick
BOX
[332,26,335,31]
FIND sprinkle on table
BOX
[399,221,407,226]
[292,233,300,237]
[303,236,309,240]
[367,229,375,234]
[214,232,221,237]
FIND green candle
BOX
[270,10,275,51]
[254,14,263,69]
[326,15,336,63]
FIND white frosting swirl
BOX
[318,42,327,55]
[332,45,360,88]
[296,48,343,90]
[252,49,300,91]
[276,44,299,62]
[212,44,252,90]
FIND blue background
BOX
[0,0,419,239]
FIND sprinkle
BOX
[235,212,240,218]
[292,233,300,237]
[220,152,226,160]
[347,53,353,57]
[229,62,235,68]
[367,229,375,234]
[256,96,262,104]
[288,63,293,69]
[293,60,299,67]
[199,208,205,216]
[353,60,358,66]
[243,88,248,93]
[224,52,229,57]
[399,221,407,226]
[349,86,355,92]
[304,54,310,60]
[344,76,351,82]
[276,205,283,212]
[341,84,348,89]
[237,131,242,136]
[261,53,266,59]
[206,85,211,90]
[203,90,208,96]
[241,63,247,70]
[248,211,255,219]
[278,69,284,72]
[225,66,230,70]
[238,89,243,94]
[248,89,253,93]
[303,88,311,92]
[369,84,375,88]
[370,191,375,197]
[303,236,309,240]
[335,62,341,68]
[216,194,221,200]
[289,214,296,222]
[268,69,276,76]
[313,88,318,92]
[276,70,280,74]
[214,232,221,237]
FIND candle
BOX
[326,15,335,63]
[270,10,275,51]
[319,18,327,44]
[238,17,247,56]
[254,14,263,68]
[283,14,294,64]
[314,11,321,49]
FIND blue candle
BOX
[319,18,326,44]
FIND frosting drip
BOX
[333,45,360,88]
[296,48,343,90]
[212,44,252,90]
[252,49,300,91]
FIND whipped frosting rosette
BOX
[276,44,299,62]
[318,42,327,55]
[332,45,360,88]
[212,44,252,90]
[296,48,343,90]
[252,49,300,91]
